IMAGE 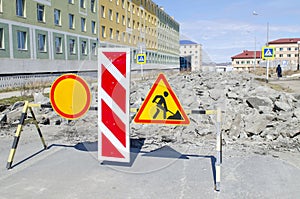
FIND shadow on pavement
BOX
[10,139,217,186]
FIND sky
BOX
[154,0,300,63]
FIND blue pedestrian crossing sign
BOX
[262,46,275,60]
[137,54,146,64]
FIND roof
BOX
[180,40,197,45]
[231,50,262,60]
[268,38,300,44]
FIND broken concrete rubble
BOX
[0,71,299,152]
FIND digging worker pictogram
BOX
[152,91,169,119]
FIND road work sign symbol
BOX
[134,73,190,125]
[50,74,91,120]
[262,46,275,60]
[137,54,146,64]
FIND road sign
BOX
[134,73,190,125]
[50,74,91,120]
[262,46,275,60]
[137,54,146,64]
[98,48,130,163]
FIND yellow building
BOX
[268,38,300,70]
[98,0,180,70]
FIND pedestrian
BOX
[276,64,282,79]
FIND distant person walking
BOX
[276,64,282,79]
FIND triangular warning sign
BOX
[134,73,190,125]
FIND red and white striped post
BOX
[98,48,130,162]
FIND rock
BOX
[293,108,300,119]
[34,92,50,105]
[43,87,51,93]
[161,135,176,143]
[229,114,242,139]
[0,114,7,123]
[11,101,24,110]
[243,110,271,135]
[41,117,50,125]
[246,96,273,109]
[274,101,292,112]
[55,119,62,125]
[226,91,238,100]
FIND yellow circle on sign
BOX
[50,74,91,120]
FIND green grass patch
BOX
[0,95,34,106]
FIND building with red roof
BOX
[268,38,300,70]
[231,50,262,70]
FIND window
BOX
[122,15,125,25]
[80,0,85,8]
[91,21,96,34]
[91,42,97,55]
[0,28,4,49]
[116,30,120,41]
[279,54,283,57]
[38,34,46,52]
[127,2,130,11]
[122,32,126,42]
[81,17,86,32]
[101,5,105,18]
[68,0,74,4]
[54,9,61,26]
[0,0,3,13]
[109,28,113,40]
[55,37,62,53]
[69,39,76,54]
[116,0,119,6]
[287,54,291,57]
[37,4,44,22]
[81,41,87,55]
[90,0,95,12]
[69,14,75,29]
[101,26,106,38]
[122,0,125,8]
[279,47,283,51]
[109,9,113,21]
[116,12,119,23]
[287,47,291,51]
[16,0,25,17]
[127,18,131,28]
[17,31,27,50]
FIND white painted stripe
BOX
[216,165,221,182]
[100,52,129,88]
[99,88,128,124]
[99,122,128,152]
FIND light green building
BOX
[0,0,98,74]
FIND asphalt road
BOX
[0,128,299,199]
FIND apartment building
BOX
[99,0,180,70]
[268,38,300,70]
[180,40,202,71]
[231,50,261,71]
[231,38,300,71]
[0,0,98,75]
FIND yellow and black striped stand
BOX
[6,101,47,170]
